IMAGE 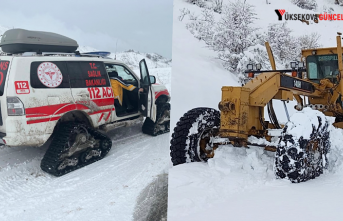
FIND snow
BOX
[169,133,343,220]
[0,124,170,221]
[169,0,343,220]
[77,47,171,70]
[285,107,334,139]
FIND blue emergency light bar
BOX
[82,51,111,57]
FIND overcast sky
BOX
[0,0,173,58]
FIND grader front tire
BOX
[170,108,220,166]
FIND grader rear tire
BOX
[170,108,220,166]
[274,116,330,183]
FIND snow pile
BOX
[278,107,343,174]
[169,150,343,221]
[169,118,343,220]
[327,122,343,173]
[169,104,343,220]
[208,145,274,182]
[284,107,334,140]
[168,145,276,220]
[248,135,279,146]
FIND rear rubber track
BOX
[142,103,170,136]
[41,122,112,176]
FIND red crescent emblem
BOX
[37,62,63,88]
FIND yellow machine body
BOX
[218,35,343,143]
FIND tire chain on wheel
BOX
[170,107,220,166]
[142,103,170,136]
[40,122,112,176]
[274,116,330,183]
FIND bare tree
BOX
[212,0,223,13]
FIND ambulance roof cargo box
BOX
[0,29,78,54]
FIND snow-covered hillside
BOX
[78,46,171,70]
[169,0,343,220]
[111,51,171,70]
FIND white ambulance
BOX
[0,29,170,176]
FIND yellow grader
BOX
[170,33,343,183]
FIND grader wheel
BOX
[274,115,330,183]
[170,108,220,165]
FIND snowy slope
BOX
[170,0,239,129]
[109,51,171,70]
[0,125,169,221]
[78,46,171,70]
[169,0,343,220]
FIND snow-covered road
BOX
[0,124,170,221]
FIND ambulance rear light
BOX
[7,97,25,116]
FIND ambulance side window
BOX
[67,61,110,88]
[30,61,71,88]
[105,64,138,86]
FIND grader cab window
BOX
[307,54,339,83]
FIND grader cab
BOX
[170,33,343,183]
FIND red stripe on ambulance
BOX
[155,89,169,99]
